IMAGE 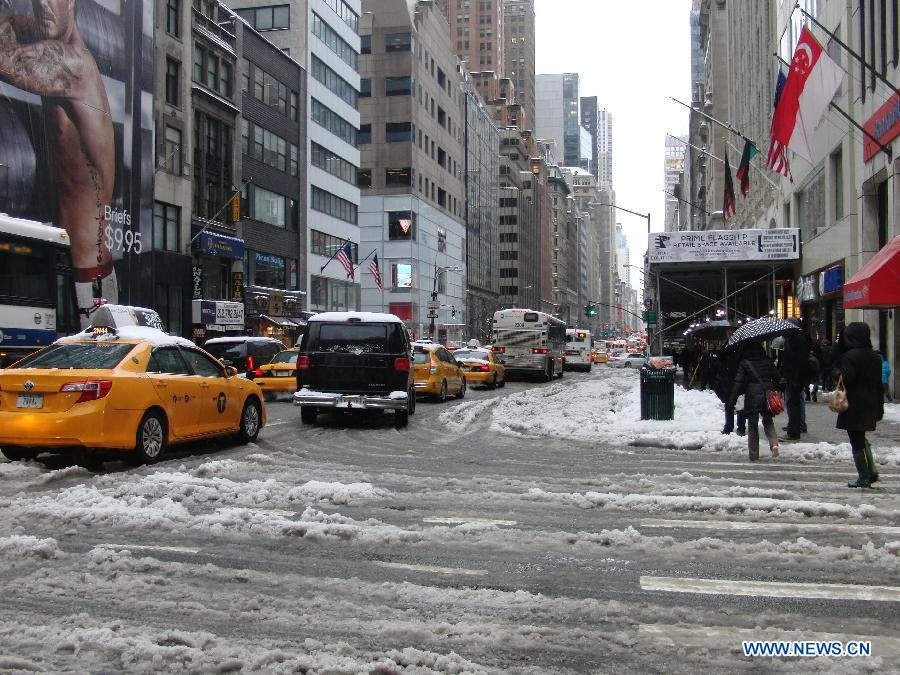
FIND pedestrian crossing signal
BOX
[584,304,597,317]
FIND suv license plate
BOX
[17,393,43,409]
[341,396,361,406]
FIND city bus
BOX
[491,308,567,380]
[564,328,593,372]
[0,215,78,367]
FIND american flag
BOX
[369,253,383,290]
[766,69,793,180]
[336,241,355,279]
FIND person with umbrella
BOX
[833,323,883,488]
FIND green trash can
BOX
[640,366,675,420]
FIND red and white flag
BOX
[768,26,843,169]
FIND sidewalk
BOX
[780,395,900,449]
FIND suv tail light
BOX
[394,357,410,372]
[253,368,263,377]
[532,348,549,354]
[247,356,255,371]
[297,355,310,370]
[492,346,506,353]
[60,380,113,403]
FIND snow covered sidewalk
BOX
[441,369,900,468]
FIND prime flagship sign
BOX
[648,228,800,264]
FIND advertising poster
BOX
[0,0,154,327]
[648,229,801,264]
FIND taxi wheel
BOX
[437,380,448,402]
[456,378,466,399]
[236,398,262,444]
[133,411,167,465]
[1,446,37,462]
[490,374,498,389]
[498,377,506,388]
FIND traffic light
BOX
[584,304,597,318]
[451,306,457,320]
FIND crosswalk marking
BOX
[99,544,200,554]
[423,517,517,526]
[640,576,900,602]
[373,561,487,576]
[640,518,900,536]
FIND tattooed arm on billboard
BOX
[0,0,117,326]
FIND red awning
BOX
[843,236,900,309]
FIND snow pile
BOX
[884,402,900,424]
[0,535,62,559]
[293,480,389,505]
[439,398,497,433]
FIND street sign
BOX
[427,311,439,319]
[643,298,654,310]
[642,311,658,325]
[427,300,440,310]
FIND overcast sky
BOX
[534,0,693,290]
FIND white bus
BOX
[564,328,593,372]
[491,309,567,380]
[0,215,78,367]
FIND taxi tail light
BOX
[480,364,490,372]
[60,380,113,403]
[532,348,549,354]
[430,362,438,374]
[492,346,506,353]
[297,355,310,370]
[253,368,263,377]
[394,357,410,372]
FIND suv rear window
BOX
[270,351,298,364]
[204,342,246,361]
[316,324,388,353]
[13,343,134,370]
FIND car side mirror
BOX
[225,366,238,378]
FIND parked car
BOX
[254,348,300,401]
[203,336,286,378]
[453,348,506,389]
[607,351,649,369]
[412,343,466,401]
[292,312,414,428]
[0,305,265,466]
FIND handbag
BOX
[829,375,849,413]
[746,360,784,415]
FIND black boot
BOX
[848,448,872,489]
[864,440,880,484]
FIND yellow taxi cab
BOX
[592,349,609,364]
[452,348,506,389]
[412,342,466,401]
[253,348,300,400]
[0,305,266,466]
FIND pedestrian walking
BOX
[729,342,782,461]
[715,344,746,435]
[880,351,893,402]
[820,338,834,391]
[806,337,822,402]
[834,323,883,488]
[778,319,810,440]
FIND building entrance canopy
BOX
[843,236,900,309]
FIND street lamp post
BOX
[430,264,461,341]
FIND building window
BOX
[311,54,358,108]
[831,147,844,221]
[359,78,371,98]
[385,121,412,142]
[311,12,359,69]
[166,0,180,36]
[321,0,358,32]
[235,5,289,31]
[250,186,288,228]
[254,252,286,289]
[385,32,413,52]
[311,98,357,146]
[311,141,358,185]
[385,76,412,96]
[165,58,180,106]
[391,262,414,288]
[243,120,298,176]
[310,230,358,261]
[388,211,415,240]
[193,44,232,97]
[360,34,371,54]
[154,283,183,336]
[153,201,180,252]
[252,66,297,119]
[358,123,371,144]
[192,112,233,220]
[162,125,182,174]
[437,227,446,252]
[311,186,358,224]
[385,167,412,186]
[357,168,372,188]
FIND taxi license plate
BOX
[17,393,43,409]
[275,371,292,377]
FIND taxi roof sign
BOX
[90,305,165,332]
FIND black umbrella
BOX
[725,317,799,350]
[690,320,735,338]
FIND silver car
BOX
[607,351,649,369]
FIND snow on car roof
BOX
[58,326,194,347]
[204,336,284,344]
[308,311,405,324]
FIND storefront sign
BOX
[192,266,203,300]
[863,91,900,162]
[193,231,245,260]
[819,265,844,296]
[648,229,800,264]
[191,300,244,326]
[232,272,244,302]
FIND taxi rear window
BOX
[12,343,134,370]
[412,350,432,364]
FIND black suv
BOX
[292,312,414,428]
[203,337,286,378]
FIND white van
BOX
[564,329,593,372]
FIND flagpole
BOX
[669,96,759,148]
[353,248,378,275]
[663,189,711,216]
[667,133,778,189]
[772,53,892,160]
[319,238,352,274]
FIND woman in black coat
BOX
[834,322,884,488]
[729,342,781,461]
